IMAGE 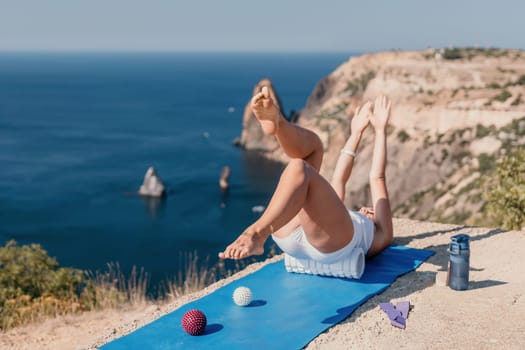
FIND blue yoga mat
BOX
[102,245,433,350]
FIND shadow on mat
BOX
[247,300,267,307]
[323,303,365,324]
[203,324,223,335]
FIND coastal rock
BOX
[219,166,231,192]
[237,78,284,154]
[138,166,166,197]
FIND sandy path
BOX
[1,218,524,349]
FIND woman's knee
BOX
[311,132,323,154]
[285,158,310,179]
[309,134,324,170]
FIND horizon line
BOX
[0,49,361,54]
[0,46,522,55]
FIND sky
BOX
[0,0,523,52]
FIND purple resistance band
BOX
[379,301,410,329]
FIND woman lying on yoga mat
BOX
[219,87,393,262]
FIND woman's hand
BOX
[370,95,391,131]
[349,101,372,134]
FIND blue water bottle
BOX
[449,234,470,291]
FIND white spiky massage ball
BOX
[233,286,253,306]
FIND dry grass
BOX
[163,252,218,299]
[86,263,150,309]
[1,247,280,332]
[1,294,85,330]
[162,249,278,300]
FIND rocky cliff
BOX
[239,48,525,226]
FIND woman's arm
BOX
[330,101,372,202]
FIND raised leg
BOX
[252,86,324,171]
[218,158,355,259]
[366,95,394,256]
[219,87,363,260]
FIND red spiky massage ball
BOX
[181,309,207,336]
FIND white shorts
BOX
[271,210,375,264]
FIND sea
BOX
[0,52,352,289]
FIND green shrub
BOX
[478,153,496,173]
[515,74,525,86]
[344,71,376,96]
[441,149,449,162]
[501,116,525,136]
[397,130,410,143]
[0,241,87,301]
[475,123,494,138]
[451,150,472,164]
[493,89,512,102]
[443,48,463,60]
[0,240,96,329]
[511,94,522,106]
[442,47,511,61]
[483,148,525,230]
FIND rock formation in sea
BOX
[139,166,166,197]
[219,166,231,193]
[239,48,525,226]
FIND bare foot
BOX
[251,86,281,135]
[370,95,391,131]
[218,229,265,260]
